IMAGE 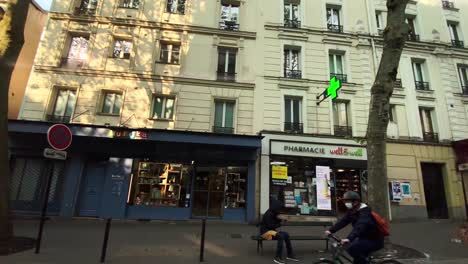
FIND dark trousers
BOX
[273,231,293,258]
[347,238,384,264]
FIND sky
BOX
[35,0,52,11]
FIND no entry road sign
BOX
[47,124,72,151]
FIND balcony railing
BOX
[415,81,430,91]
[330,73,348,83]
[394,78,402,88]
[334,126,353,137]
[219,21,239,31]
[442,1,456,9]
[284,122,303,133]
[213,126,234,134]
[217,72,236,82]
[451,40,464,48]
[408,33,420,42]
[284,19,301,29]
[328,24,344,33]
[378,29,385,36]
[284,69,302,79]
[423,132,439,143]
[61,58,85,69]
[462,85,468,95]
[46,115,71,123]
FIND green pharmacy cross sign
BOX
[316,77,342,105]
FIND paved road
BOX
[0,219,467,264]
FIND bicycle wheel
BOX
[377,260,402,264]
[313,260,335,264]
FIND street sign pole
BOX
[35,161,54,254]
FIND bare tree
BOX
[366,0,410,219]
[0,0,31,241]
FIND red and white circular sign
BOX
[47,124,72,151]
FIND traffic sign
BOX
[47,124,72,151]
[43,148,67,160]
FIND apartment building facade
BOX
[10,0,468,222]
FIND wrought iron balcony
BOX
[394,78,402,88]
[462,86,468,95]
[415,81,430,91]
[284,19,301,29]
[46,115,71,123]
[442,1,456,9]
[284,122,303,133]
[330,73,348,83]
[217,72,236,82]
[327,24,344,33]
[334,126,353,137]
[423,132,439,143]
[284,69,302,79]
[213,126,234,134]
[61,58,85,69]
[451,40,464,48]
[219,21,239,31]
[408,33,420,41]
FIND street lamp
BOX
[0,7,5,21]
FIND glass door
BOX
[191,167,226,218]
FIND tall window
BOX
[284,1,300,28]
[166,0,186,14]
[407,16,419,41]
[412,60,430,90]
[333,101,351,136]
[113,39,132,59]
[458,66,468,94]
[217,48,237,81]
[101,92,123,115]
[329,53,347,82]
[389,105,397,123]
[376,11,384,34]
[63,35,89,68]
[419,108,437,142]
[327,6,342,32]
[50,89,77,122]
[220,2,240,30]
[75,0,98,15]
[448,22,464,48]
[152,96,175,120]
[284,97,302,133]
[120,0,139,9]
[214,100,235,133]
[160,43,181,64]
[284,48,301,78]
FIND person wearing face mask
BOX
[324,191,384,264]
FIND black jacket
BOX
[260,200,283,235]
[329,204,383,242]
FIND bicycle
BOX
[313,234,401,264]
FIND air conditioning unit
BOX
[458,163,468,172]
[387,122,399,139]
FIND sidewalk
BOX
[0,218,467,264]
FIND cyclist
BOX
[325,191,384,264]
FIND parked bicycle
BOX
[314,234,401,264]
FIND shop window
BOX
[284,97,303,133]
[160,42,181,64]
[284,0,300,28]
[112,39,132,59]
[225,169,247,208]
[333,101,352,137]
[213,100,235,134]
[100,91,123,115]
[151,95,175,120]
[217,48,237,81]
[130,161,192,207]
[220,1,240,30]
[166,0,186,14]
[119,0,139,9]
[47,88,77,123]
[284,47,301,79]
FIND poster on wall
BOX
[401,182,412,198]
[390,181,403,202]
[316,166,332,210]
[272,165,288,186]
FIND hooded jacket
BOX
[329,204,383,242]
[260,200,283,235]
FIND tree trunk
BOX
[0,0,31,241]
[366,0,410,220]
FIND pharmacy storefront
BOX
[260,133,368,219]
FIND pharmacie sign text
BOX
[271,141,367,160]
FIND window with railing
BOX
[419,108,438,143]
[284,48,301,79]
[284,0,300,28]
[412,60,430,91]
[48,89,77,123]
[214,100,235,134]
[220,1,240,31]
[119,0,139,9]
[217,48,237,81]
[406,16,420,41]
[329,53,347,83]
[376,11,384,34]
[442,0,456,9]
[448,22,464,48]
[458,66,468,95]
[160,43,181,64]
[74,0,98,15]
[112,39,132,59]
[62,35,89,69]
[333,101,352,137]
[284,97,303,133]
[327,6,343,33]
[166,0,186,14]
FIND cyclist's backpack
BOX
[371,211,390,236]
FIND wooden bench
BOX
[251,221,334,255]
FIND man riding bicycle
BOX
[325,191,384,264]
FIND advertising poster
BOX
[316,166,332,210]
[272,166,288,180]
[402,182,412,198]
[391,181,403,202]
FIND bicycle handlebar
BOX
[327,233,342,243]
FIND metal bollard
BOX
[199,218,206,262]
[100,219,112,263]
[35,162,54,254]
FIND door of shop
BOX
[421,163,449,219]
[191,167,226,218]
[78,161,106,217]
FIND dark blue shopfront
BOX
[8,120,261,223]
